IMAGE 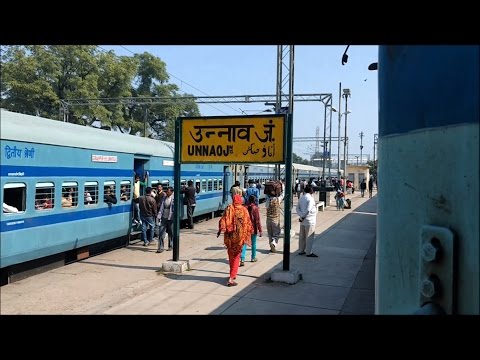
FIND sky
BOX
[100,45,378,163]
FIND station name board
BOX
[181,115,285,163]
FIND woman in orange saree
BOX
[217,194,253,286]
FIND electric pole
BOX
[359,131,364,165]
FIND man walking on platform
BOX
[266,188,284,252]
[244,179,260,206]
[157,187,175,252]
[154,184,166,239]
[360,179,367,197]
[230,180,244,200]
[368,177,374,198]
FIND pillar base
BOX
[162,260,189,273]
[270,269,301,284]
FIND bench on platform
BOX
[316,201,325,212]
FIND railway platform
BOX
[0,190,377,315]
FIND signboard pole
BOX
[179,114,286,267]
[283,113,293,271]
[173,117,181,262]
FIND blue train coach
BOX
[0,109,232,284]
[376,46,479,314]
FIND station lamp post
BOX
[359,131,364,165]
[342,88,351,192]
[331,105,351,180]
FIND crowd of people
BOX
[215,178,320,287]
[132,173,199,254]
[25,171,375,287]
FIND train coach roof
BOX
[291,163,322,171]
[0,109,175,157]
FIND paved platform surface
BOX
[0,190,377,315]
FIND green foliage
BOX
[366,160,377,176]
[292,153,310,165]
[1,45,64,118]
[0,45,200,141]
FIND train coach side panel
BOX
[1,140,133,268]
[376,45,479,314]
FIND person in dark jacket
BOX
[138,187,157,246]
[157,187,175,252]
[180,180,197,229]
[154,183,167,238]
[368,177,374,198]
[360,179,367,197]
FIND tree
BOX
[292,153,310,165]
[366,160,376,176]
[2,46,58,117]
[127,52,200,140]
[94,51,138,131]
[0,46,200,141]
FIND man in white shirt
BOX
[296,184,318,257]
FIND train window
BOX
[103,181,116,204]
[195,180,200,193]
[85,181,98,205]
[201,179,207,192]
[120,180,131,202]
[62,182,78,208]
[218,179,223,190]
[181,179,186,187]
[35,182,55,211]
[162,180,170,187]
[207,179,213,192]
[3,183,26,213]
[213,179,218,191]
[151,180,159,187]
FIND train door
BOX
[133,157,151,192]
[294,167,299,181]
[244,165,249,184]
[134,160,144,182]
[132,156,151,232]
[230,165,236,185]
[234,164,247,188]
[280,165,286,180]
[222,165,231,206]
